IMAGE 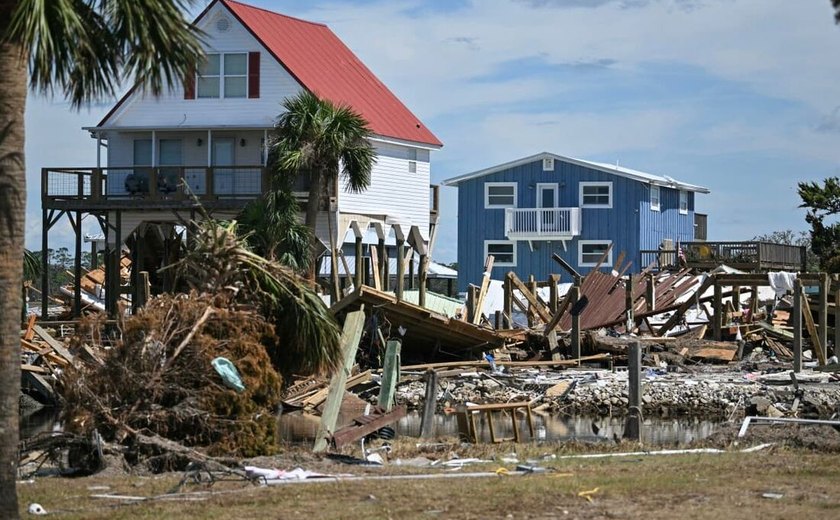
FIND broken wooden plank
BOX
[314,308,366,453]
[32,325,75,365]
[690,348,737,363]
[507,272,552,324]
[472,256,494,325]
[801,287,827,365]
[332,406,407,449]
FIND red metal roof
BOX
[222,0,442,147]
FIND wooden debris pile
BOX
[20,315,81,405]
[61,292,284,465]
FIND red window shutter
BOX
[184,66,195,100]
[248,52,260,99]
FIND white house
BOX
[42,0,442,312]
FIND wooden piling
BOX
[377,340,401,412]
[420,369,439,439]
[570,285,581,360]
[713,281,723,341]
[819,273,828,358]
[503,276,512,329]
[793,278,802,373]
[314,308,366,453]
[623,341,643,441]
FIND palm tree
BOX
[0,2,202,517]
[270,91,376,280]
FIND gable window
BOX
[679,190,688,214]
[579,240,612,267]
[650,185,661,212]
[580,181,612,208]
[485,182,517,208]
[196,52,248,98]
[485,240,516,266]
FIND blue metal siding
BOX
[456,158,656,291]
[637,186,696,266]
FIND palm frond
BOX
[23,249,40,281]
[166,218,341,378]
[6,0,203,107]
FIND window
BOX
[133,139,152,166]
[408,148,417,173]
[580,182,612,208]
[650,185,661,211]
[579,240,612,267]
[679,190,688,214]
[197,53,247,98]
[485,182,517,208]
[485,240,516,266]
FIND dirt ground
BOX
[17,424,840,519]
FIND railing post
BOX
[149,167,158,200]
[92,168,102,202]
[41,168,48,205]
[205,167,214,200]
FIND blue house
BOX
[441,152,710,292]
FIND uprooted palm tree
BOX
[270,91,376,280]
[1,2,202,515]
[166,217,342,380]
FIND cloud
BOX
[816,106,840,134]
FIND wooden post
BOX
[382,247,390,292]
[834,277,840,357]
[818,273,828,357]
[314,308,366,453]
[377,339,401,412]
[369,246,381,291]
[623,341,643,441]
[472,256,495,324]
[73,211,83,317]
[137,271,150,308]
[396,238,405,299]
[419,369,439,439]
[527,275,538,328]
[466,285,478,324]
[355,236,363,289]
[645,273,656,312]
[625,273,634,331]
[503,275,513,329]
[750,285,759,319]
[418,253,428,308]
[363,256,371,288]
[793,278,802,373]
[548,274,560,314]
[377,238,386,290]
[713,281,723,341]
[41,209,49,319]
[408,256,416,290]
[570,285,581,360]
[801,285,826,366]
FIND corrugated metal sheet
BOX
[223,0,442,147]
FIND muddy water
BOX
[279,410,721,445]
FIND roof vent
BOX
[542,157,554,171]
[216,16,230,32]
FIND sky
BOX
[24,0,840,264]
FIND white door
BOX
[213,138,235,195]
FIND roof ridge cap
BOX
[222,0,329,28]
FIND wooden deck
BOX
[641,241,807,272]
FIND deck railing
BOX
[43,166,271,207]
[504,207,581,240]
[640,241,807,272]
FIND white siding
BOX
[338,142,430,240]
[104,3,302,129]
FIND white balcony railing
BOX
[504,207,581,240]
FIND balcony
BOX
[504,207,581,241]
[42,166,285,211]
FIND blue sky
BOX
[25,0,840,264]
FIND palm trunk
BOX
[304,168,324,281]
[0,1,26,516]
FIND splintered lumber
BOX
[23,314,37,341]
[303,370,372,410]
[801,287,827,365]
[21,371,56,403]
[507,272,552,324]
[472,256,494,324]
[545,380,574,398]
[32,325,75,365]
[400,354,611,371]
[690,348,737,363]
[331,406,407,449]
[656,276,716,336]
[369,247,381,291]
[754,320,794,341]
[314,308,366,453]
